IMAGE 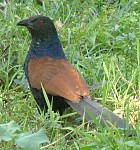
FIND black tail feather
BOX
[66,98,132,129]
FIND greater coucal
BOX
[17,15,132,130]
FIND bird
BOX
[17,15,133,131]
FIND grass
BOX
[0,0,140,149]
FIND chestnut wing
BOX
[28,56,90,102]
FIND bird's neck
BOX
[28,36,66,59]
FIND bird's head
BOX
[17,15,57,39]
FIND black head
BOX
[17,15,57,39]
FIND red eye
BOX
[37,20,43,25]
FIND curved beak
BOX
[17,19,31,26]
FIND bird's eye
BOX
[37,20,43,25]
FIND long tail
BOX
[66,98,132,129]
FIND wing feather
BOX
[28,56,90,102]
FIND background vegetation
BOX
[0,0,140,149]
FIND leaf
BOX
[125,140,136,147]
[0,120,20,142]
[81,142,97,150]
[16,128,50,150]
[56,20,63,29]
